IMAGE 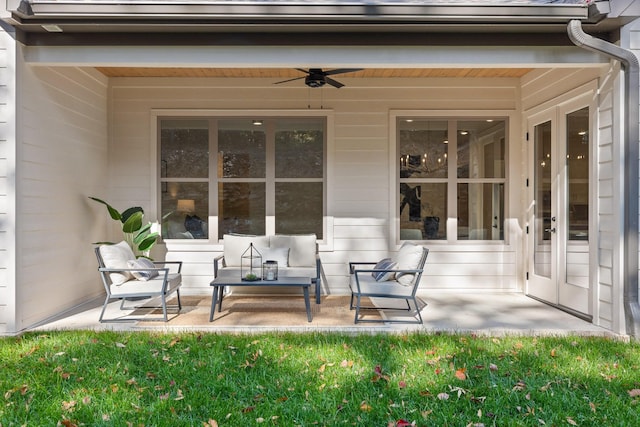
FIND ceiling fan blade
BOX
[324,77,344,89]
[323,68,363,76]
[274,76,306,85]
[294,68,311,74]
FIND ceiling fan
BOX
[274,68,363,89]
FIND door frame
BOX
[524,81,598,319]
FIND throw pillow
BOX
[371,258,397,282]
[99,241,136,285]
[127,257,159,281]
[394,242,425,286]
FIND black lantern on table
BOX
[262,260,278,281]
[241,243,262,281]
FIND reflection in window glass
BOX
[399,120,448,179]
[218,182,265,236]
[566,107,589,241]
[457,183,504,240]
[275,119,324,179]
[161,182,209,240]
[276,182,323,236]
[161,119,209,178]
[219,120,266,179]
[457,120,505,179]
[399,183,447,240]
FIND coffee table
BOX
[209,270,313,322]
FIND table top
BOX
[211,270,312,287]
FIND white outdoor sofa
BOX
[214,234,322,303]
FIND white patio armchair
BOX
[95,242,183,322]
[349,243,429,324]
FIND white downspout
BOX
[567,19,640,337]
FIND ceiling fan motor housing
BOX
[305,71,326,88]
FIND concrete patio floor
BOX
[31,290,618,337]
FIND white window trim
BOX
[389,109,517,250]
[150,109,335,251]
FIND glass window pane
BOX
[161,182,209,239]
[457,120,505,179]
[567,107,589,241]
[457,183,504,240]
[275,119,324,178]
[275,182,323,238]
[161,119,209,178]
[399,183,447,240]
[218,182,265,235]
[218,119,266,178]
[399,120,448,179]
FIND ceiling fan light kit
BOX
[275,68,363,88]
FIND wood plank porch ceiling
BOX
[95,67,533,78]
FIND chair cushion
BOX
[127,257,159,281]
[393,242,425,286]
[371,258,397,282]
[109,273,181,297]
[350,274,414,297]
[99,241,136,285]
[223,234,270,267]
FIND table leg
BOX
[303,285,312,322]
[315,279,321,304]
[209,285,219,322]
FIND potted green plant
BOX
[89,197,160,257]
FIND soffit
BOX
[95,67,534,78]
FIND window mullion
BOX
[211,118,218,241]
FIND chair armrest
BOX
[152,260,182,273]
[349,262,377,274]
[213,254,225,277]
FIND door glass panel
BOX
[534,121,552,278]
[566,107,589,241]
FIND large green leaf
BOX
[133,223,153,245]
[137,233,159,252]
[121,207,144,225]
[122,211,143,233]
[89,197,121,221]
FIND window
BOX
[398,118,507,241]
[160,116,326,240]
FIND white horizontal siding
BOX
[0,28,15,334]
[15,60,109,331]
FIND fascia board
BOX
[22,44,608,68]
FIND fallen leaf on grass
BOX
[360,401,373,411]
[628,389,640,397]
[203,420,218,427]
[455,368,467,381]
[398,380,407,389]
[566,417,577,425]
[437,392,449,400]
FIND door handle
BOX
[544,227,556,233]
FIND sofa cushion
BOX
[393,242,425,286]
[223,234,270,267]
[99,241,136,285]
[127,257,159,281]
[257,246,290,267]
[371,258,397,282]
[270,234,317,267]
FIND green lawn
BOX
[1,331,639,426]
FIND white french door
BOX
[527,95,592,317]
